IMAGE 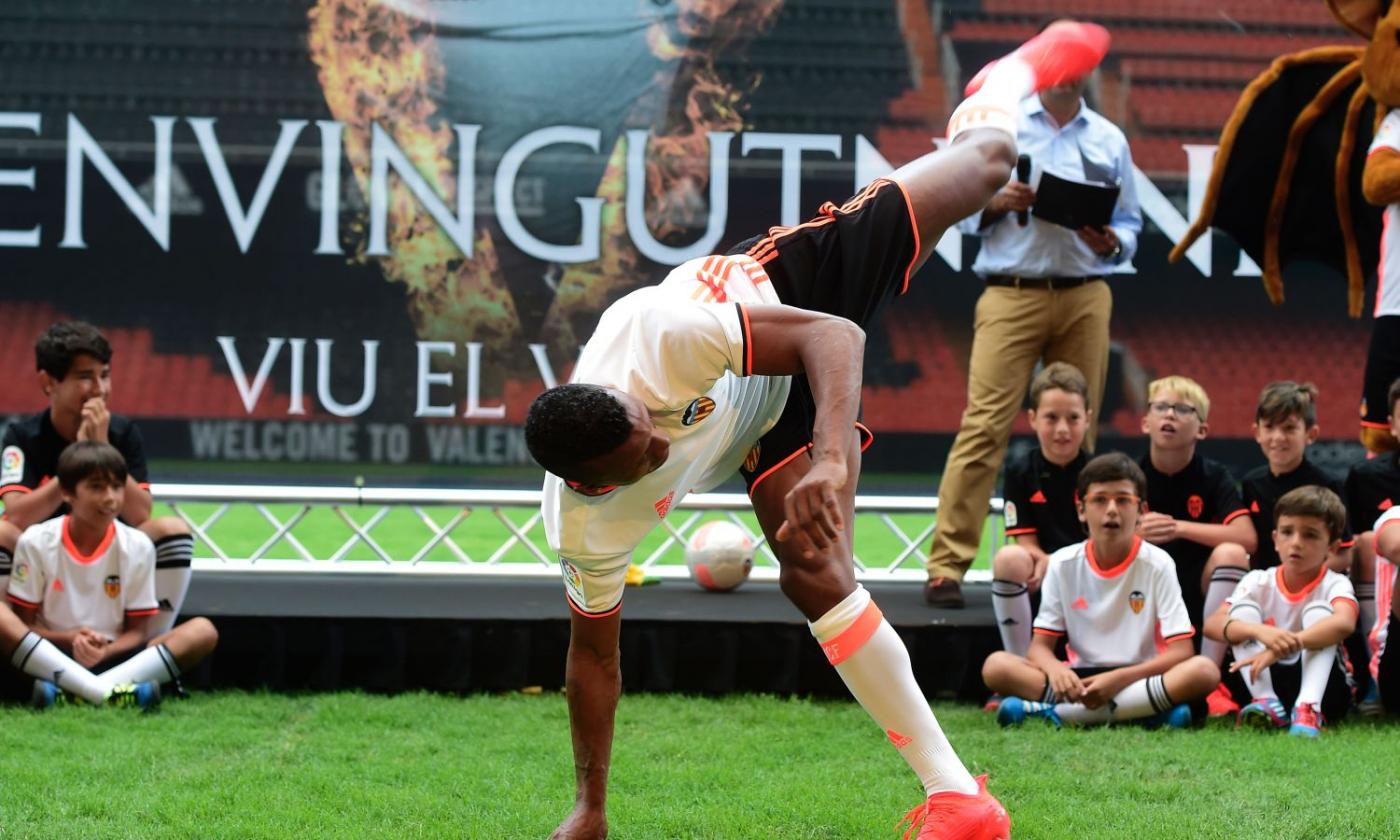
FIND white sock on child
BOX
[9,631,108,705]
[1202,566,1247,665]
[1230,602,1277,699]
[1296,604,1338,707]
[991,579,1032,657]
[99,643,181,691]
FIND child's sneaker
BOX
[964,21,1111,96]
[1288,702,1324,738]
[1205,682,1240,717]
[982,693,1004,713]
[1144,703,1193,730]
[996,696,1062,729]
[31,679,72,710]
[896,775,1011,840]
[105,681,162,712]
[1357,681,1383,717]
[1237,696,1289,730]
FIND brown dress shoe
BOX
[924,576,965,608]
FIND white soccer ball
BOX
[684,520,755,592]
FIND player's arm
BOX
[1363,148,1400,206]
[1026,631,1082,701]
[552,606,622,840]
[1296,600,1359,650]
[1173,514,1257,554]
[120,476,153,525]
[1,484,64,530]
[102,613,151,663]
[742,304,865,553]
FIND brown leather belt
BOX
[985,275,1104,290]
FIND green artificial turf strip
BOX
[3,692,1398,838]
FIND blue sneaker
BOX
[1144,703,1193,729]
[1358,681,1383,717]
[105,681,161,712]
[996,696,1062,728]
[1288,702,1324,738]
[1238,697,1289,731]
[31,679,71,710]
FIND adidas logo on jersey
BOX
[1030,490,1048,504]
[1071,596,1089,610]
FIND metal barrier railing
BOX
[154,484,1003,583]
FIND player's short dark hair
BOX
[56,441,128,493]
[1389,377,1400,418]
[1076,451,1146,500]
[1274,485,1347,541]
[524,384,633,479]
[1256,380,1319,427]
[1029,361,1090,411]
[36,321,112,380]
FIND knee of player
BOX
[992,545,1032,580]
[1207,542,1248,571]
[1183,655,1220,688]
[182,616,219,651]
[981,651,1017,688]
[142,515,191,541]
[0,518,20,551]
[965,131,1016,185]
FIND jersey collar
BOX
[61,516,116,565]
[1275,564,1326,603]
[1085,535,1141,579]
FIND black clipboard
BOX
[1031,171,1120,230]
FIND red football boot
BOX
[964,21,1111,97]
[897,775,1011,840]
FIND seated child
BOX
[1204,486,1357,736]
[992,362,1093,661]
[1137,375,1255,715]
[983,452,1220,727]
[1366,504,1400,714]
[1,441,217,708]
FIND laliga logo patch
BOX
[13,562,28,584]
[1004,501,1018,528]
[1187,494,1204,519]
[682,397,716,426]
[559,559,585,603]
[0,445,22,485]
[104,575,121,599]
[1129,590,1145,614]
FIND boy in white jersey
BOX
[983,452,1219,728]
[526,21,1113,840]
[1360,108,1400,454]
[1205,486,1358,736]
[0,442,217,708]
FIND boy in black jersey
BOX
[989,362,1091,674]
[0,323,194,639]
[1138,375,1255,716]
[1242,382,1355,572]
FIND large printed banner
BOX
[0,1,1371,476]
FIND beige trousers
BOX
[926,279,1112,580]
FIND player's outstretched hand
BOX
[549,805,607,840]
[1229,648,1278,681]
[775,459,847,559]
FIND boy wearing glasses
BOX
[1137,376,1255,715]
[982,452,1219,727]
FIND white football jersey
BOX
[1033,537,1195,668]
[5,517,159,640]
[1367,110,1400,317]
[543,254,790,615]
[1225,566,1356,632]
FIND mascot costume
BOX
[1171,0,1400,454]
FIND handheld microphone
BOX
[1016,154,1031,226]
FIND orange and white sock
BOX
[809,585,978,796]
[946,58,1034,142]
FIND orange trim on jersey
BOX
[124,608,160,617]
[1360,420,1392,429]
[137,482,151,491]
[1338,537,1357,549]
[1161,630,1196,644]
[1275,564,1327,603]
[821,601,884,665]
[566,595,623,620]
[1005,527,1037,536]
[885,179,923,296]
[0,484,32,496]
[1330,596,1360,615]
[1222,508,1251,525]
[564,480,618,497]
[738,303,754,376]
[1085,536,1141,579]
[61,517,116,565]
[1033,627,1066,637]
[5,593,40,609]
[747,425,874,495]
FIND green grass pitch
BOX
[1,692,1397,838]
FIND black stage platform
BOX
[169,574,1000,700]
